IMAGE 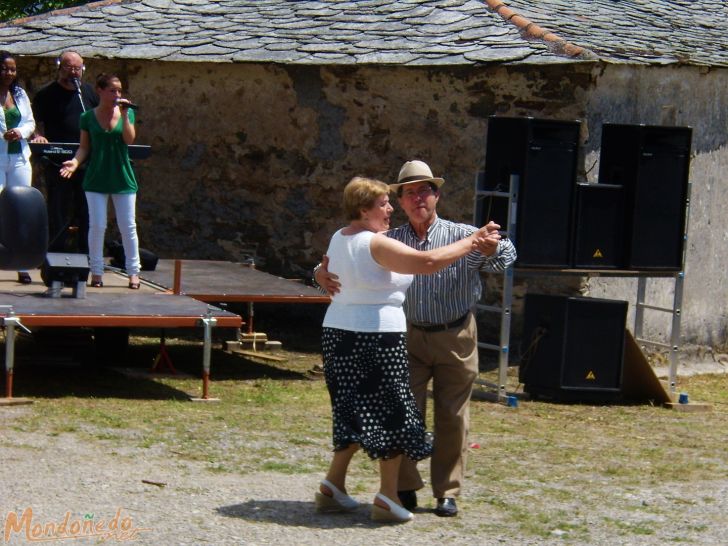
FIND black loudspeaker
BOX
[481,116,581,268]
[571,183,625,269]
[598,124,691,270]
[520,294,627,401]
[0,186,48,271]
[40,252,90,287]
[107,240,159,271]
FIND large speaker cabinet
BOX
[520,294,628,401]
[571,183,625,269]
[598,124,692,270]
[482,116,581,268]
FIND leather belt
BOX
[410,313,468,333]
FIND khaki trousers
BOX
[398,313,479,498]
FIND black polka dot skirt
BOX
[321,327,432,462]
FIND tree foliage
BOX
[0,1,92,23]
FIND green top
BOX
[3,105,22,155]
[80,108,138,194]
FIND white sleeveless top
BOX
[322,229,413,332]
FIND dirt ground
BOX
[2,345,728,546]
[2,413,728,546]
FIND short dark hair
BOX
[95,72,121,89]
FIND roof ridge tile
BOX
[484,0,597,60]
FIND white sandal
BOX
[370,492,413,523]
[314,479,359,512]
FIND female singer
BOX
[60,73,141,289]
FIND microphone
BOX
[72,77,86,112]
[116,99,139,111]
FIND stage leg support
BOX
[1,315,34,406]
[247,302,254,334]
[5,316,15,399]
[151,330,177,374]
[190,315,220,402]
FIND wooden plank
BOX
[663,401,713,412]
[235,350,288,362]
[621,330,673,404]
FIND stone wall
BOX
[18,59,591,272]
[16,57,727,347]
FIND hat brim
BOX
[388,177,445,193]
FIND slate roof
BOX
[1,0,726,67]
[501,0,728,67]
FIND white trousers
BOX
[85,192,141,277]
[0,155,33,273]
[0,154,32,189]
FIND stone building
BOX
[1,0,727,349]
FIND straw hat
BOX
[389,160,445,192]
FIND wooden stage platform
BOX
[1,259,329,403]
[0,268,241,403]
[138,259,329,334]
[140,259,329,303]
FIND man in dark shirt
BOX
[31,50,98,252]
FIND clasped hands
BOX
[2,129,21,142]
[471,221,502,256]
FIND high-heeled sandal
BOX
[128,281,140,290]
[370,493,413,523]
[90,276,103,288]
[17,272,32,285]
[314,479,359,513]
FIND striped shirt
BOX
[387,216,517,325]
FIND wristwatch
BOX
[312,263,323,290]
